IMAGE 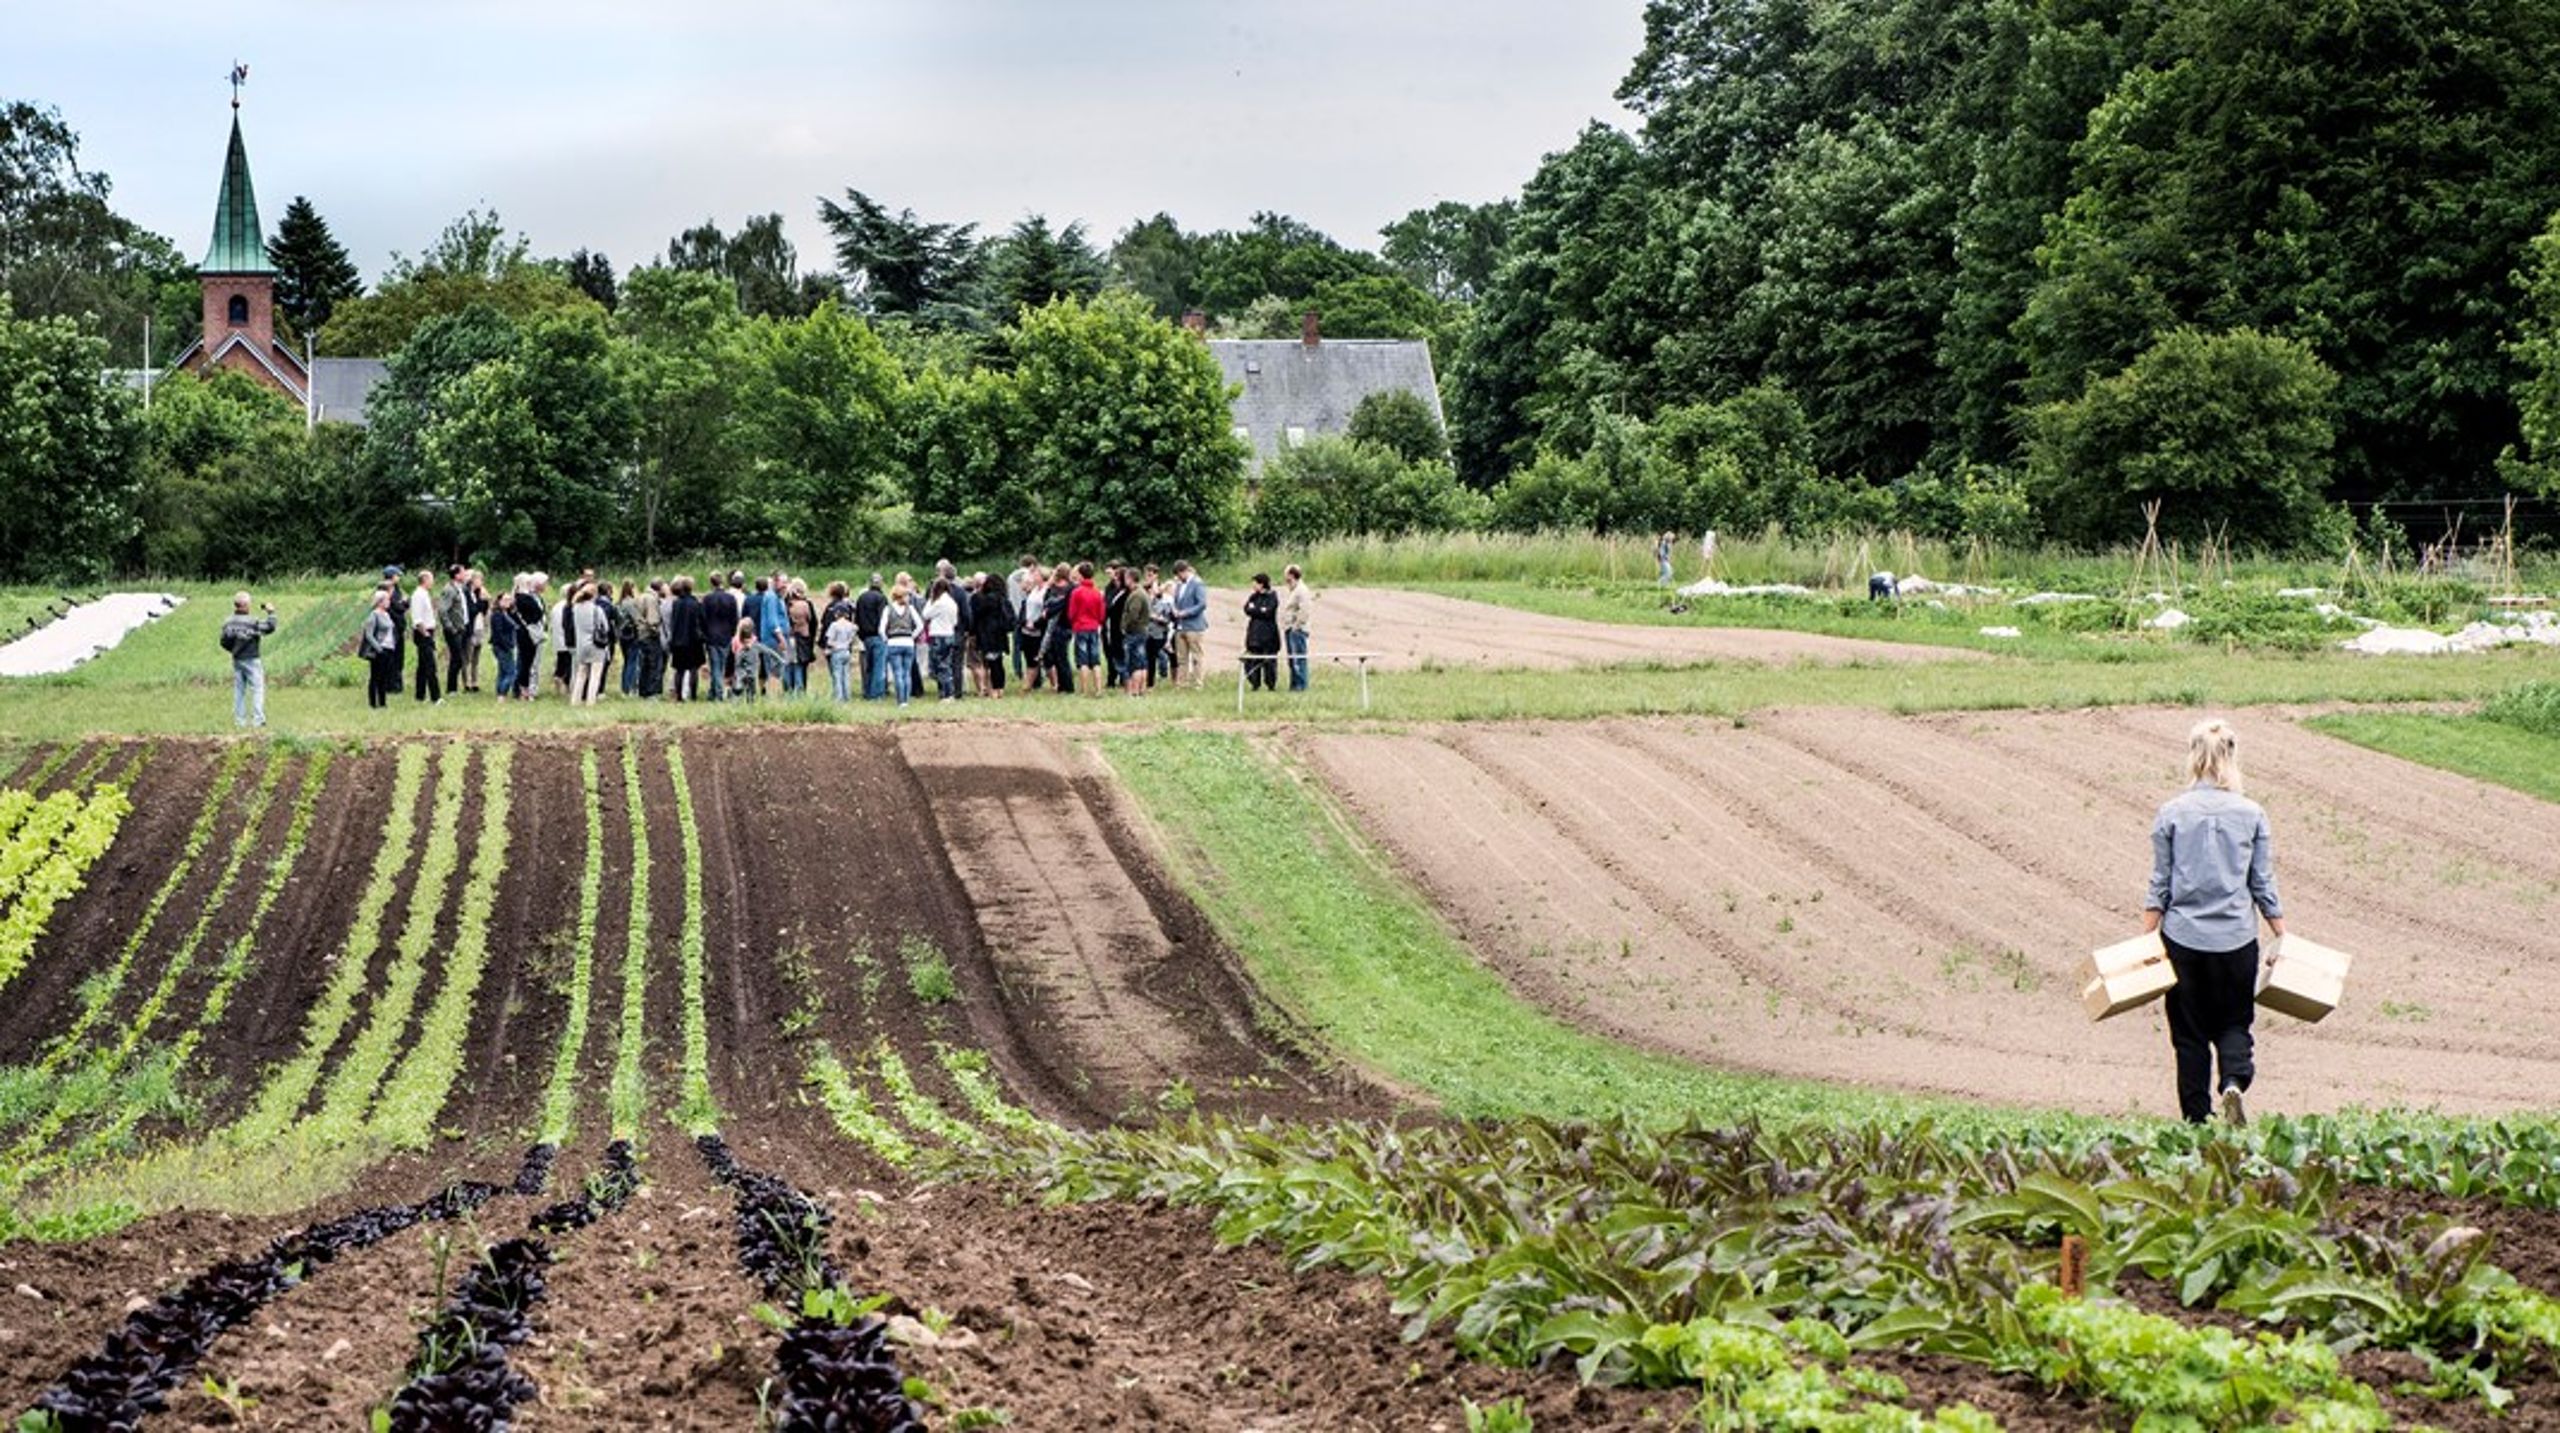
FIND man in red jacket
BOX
[1067,561,1107,697]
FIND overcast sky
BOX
[17,1,1646,283]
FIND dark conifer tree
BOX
[265,195,362,336]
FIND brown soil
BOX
[1299,707,2560,1118]
[1201,585,1979,672]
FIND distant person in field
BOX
[664,575,704,701]
[515,573,549,700]
[463,569,492,692]
[1068,561,1106,696]
[855,573,887,700]
[571,582,611,705]
[1117,568,1153,695]
[360,589,400,709]
[547,573,573,697]
[2143,717,2286,1128]
[1171,560,1209,688]
[488,590,522,701]
[439,565,473,697]
[1039,563,1074,695]
[971,572,1012,698]
[923,576,961,701]
[1011,554,1043,685]
[1145,567,1173,684]
[1656,531,1676,585]
[1280,564,1313,691]
[700,572,737,702]
[1242,572,1281,692]
[879,572,922,706]
[219,591,275,728]
[824,597,857,702]
[409,569,442,703]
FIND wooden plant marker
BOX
[2058,1235,2088,1299]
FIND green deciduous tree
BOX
[1109,212,1204,319]
[1346,389,1448,466]
[2503,210,2560,500]
[732,299,906,555]
[614,266,741,557]
[421,309,632,564]
[0,101,195,360]
[1248,436,1482,546]
[266,195,361,338]
[1003,292,1245,560]
[320,210,601,356]
[2028,328,2338,547]
[1380,199,1515,304]
[0,305,145,579]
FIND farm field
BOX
[1197,585,1983,671]
[1298,707,2560,1119]
[0,707,2556,1428]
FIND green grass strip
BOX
[664,743,717,1134]
[35,744,251,1066]
[2307,712,2560,806]
[1099,730,2110,1138]
[609,741,652,1141]
[4,754,289,1157]
[538,748,606,1147]
[20,754,334,1183]
[310,742,473,1133]
[228,744,432,1147]
[370,745,514,1148]
[806,1041,917,1169]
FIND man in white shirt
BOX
[409,569,442,703]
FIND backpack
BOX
[613,600,639,645]
[591,606,615,650]
[218,624,240,654]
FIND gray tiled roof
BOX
[311,358,389,426]
[1208,339,1442,469]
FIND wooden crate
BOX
[2082,932,2176,1022]
[2257,934,2351,1023]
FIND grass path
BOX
[2307,712,2560,806]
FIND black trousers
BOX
[445,629,472,693]
[413,630,442,701]
[2163,934,2258,1122]
[368,649,400,707]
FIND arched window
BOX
[227,294,249,326]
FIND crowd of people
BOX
[342,557,1320,710]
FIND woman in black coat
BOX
[663,575,706,701]
[1242,572,1281,692]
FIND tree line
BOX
[12,0,2560,580]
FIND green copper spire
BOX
[202,113,273,274]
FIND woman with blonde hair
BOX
[2142,718,2286,1126]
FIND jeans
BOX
[862,635,885,700]
[777,640,805,694]
[639,639,665,698]
[494,643,518,700]
[232,657,265,727]
[2163,935,2259,1123]
[1123,633,1148,684]
[413,630,441,701]
[621,638,642,695]
[828,649,853,701]
[1285,628,1308,690]
[885,645,915,704]
[1073,630,1100,669]
[704,643,729,701]
[926,637,958,699]
[946,637,970,698]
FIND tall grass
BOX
[1217,526,2560,595]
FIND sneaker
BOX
[2219,1085,2248,1128]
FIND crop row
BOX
[22,1155,529,1431]
[4,755,288,1163]
[952,1115,2560,1427]
[32,745,248,1051]
[609,739,651,1141]
[228,744,432,1147]
[666,744,717,1135]
[695,1132,924,1433]
[312,743,476,1133]
[369,744,515,1148]
[0,785,130,1008]
[539,748,607,1148]
[385,1142,641,1433]
[10,753,333,1188]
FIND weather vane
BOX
[229,61,248,110]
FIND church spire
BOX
[203,110,274,274]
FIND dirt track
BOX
[1300,709,2560,1118]
[1202,585,1978,671]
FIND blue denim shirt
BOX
[2146,783,2282,952]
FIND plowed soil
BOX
[1203,585,1978,671]
[1300,708,2560,1117]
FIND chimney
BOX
[1180,308,1208,337]
[1302,310,1321,348]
